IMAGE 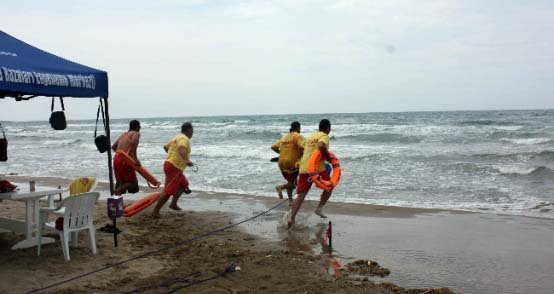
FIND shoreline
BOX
[2,174,471,218]
[6,174,554,221]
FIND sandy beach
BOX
[1,176,554,293]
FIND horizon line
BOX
[2,106,553,123]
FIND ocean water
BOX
[1,110,554,218]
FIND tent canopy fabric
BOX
[0,31,108,99]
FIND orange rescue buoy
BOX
[307,150,341,192]
[116,150,161,189]
[123,192,161,217]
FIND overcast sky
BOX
[2,0,554,121]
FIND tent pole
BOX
[103,97,115,195]
[103,97,118,247]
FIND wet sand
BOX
[2,176,554,293]
[158,190,554,294]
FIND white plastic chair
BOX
[40,178,98,238]
[37,192,99,261]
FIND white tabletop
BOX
[0,186,66,201]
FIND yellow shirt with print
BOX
[299,131,330,174]
[165,134,191,171]
[271,132,305,173]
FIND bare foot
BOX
[275,185,283,199]
[151,212,161,219]
[288,198,293,206]
[169,204,182,211]
[314,207,327,218]
[287,219,294,229]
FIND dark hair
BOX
[290,121,301,132]
[129,120,141,131]
[319,119,331,131]
[181,122,193,133]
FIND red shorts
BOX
[163,161,189,196]
[297,171,330,194]
[113,153,138,183]
[281,170,299,185]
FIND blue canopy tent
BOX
[0,31,108,99]
[0,31,116,214]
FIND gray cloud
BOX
[1,0,554,121]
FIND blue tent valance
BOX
[0,31,108,98]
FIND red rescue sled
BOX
[123,192,161,217]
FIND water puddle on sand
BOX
[280,220,343,278]
[171,192,348,279]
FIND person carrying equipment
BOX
[112,120,141,195]
[151,122,194,218]
[288,119,333,228]
[271,121,304,204]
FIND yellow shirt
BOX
[299,131,330,174]
[164,134,191,171]
[271,132,305,173]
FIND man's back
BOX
[299,131,329,174]
[276,132,304,173]
[116,131,140,157]
[165,134,191,171]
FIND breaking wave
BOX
[496,166,553,176]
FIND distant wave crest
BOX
[496,166,553,176]
[472,150,554,161]
[43,138,83,147]
[488,131,544,140]
[334,133,422,144]
[501,138,554,145]
[458,120,521,126]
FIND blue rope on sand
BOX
[25,199,288,294]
